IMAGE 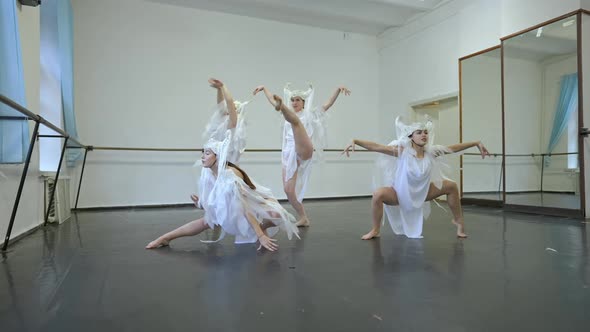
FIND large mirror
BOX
[459,46,503,205]
[503,13,582,215]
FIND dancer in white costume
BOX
[191,78,249,239]
[146,131,299,251]
[342,116,489,240]
[253,83,350,227]
[191,78,250,201]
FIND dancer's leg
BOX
[362,187,399,240]
[283,167,310,227]
[273,95,313,160]
[425,180,467,238]
[146,218,210,249]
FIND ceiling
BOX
[146,0,448,35]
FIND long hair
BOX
[227,161,256,190]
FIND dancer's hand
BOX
[477,141,490,159]
[208,78,223,89]
[338,86,351,96]
[341,140,356,157]
[252,85,265,95]
[257,234,278,251]
[190,194,199,207]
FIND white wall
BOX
[0,2,42,247]
[378,0,584,138]
[378,0,504,146]
[72,0,379,208]
[66,0,590,209]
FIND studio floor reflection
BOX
[1,199,590,332]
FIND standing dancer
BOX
[342,116,489,239]
[253,83,350,227]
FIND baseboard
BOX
[0,223,43,251]
[72,195,374,211]
[463,191,502,195]
[73,203,195,212]
[505,191,576,195]
[464,191,576,195]
[299,195,372,202]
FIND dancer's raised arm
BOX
[253,85,277,107]
[322,86,351,111]
[342,139,400,157]
[209,78,237,129]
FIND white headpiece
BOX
[283,83,315,113]
[284,83,313,100]
[233,100,248,113]
[203,130,232,173]
[395,115,435,145]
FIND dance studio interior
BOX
[1,0,590,331]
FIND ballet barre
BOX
[71,147,369,153]
[1,94,88,251]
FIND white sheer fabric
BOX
[195,100,249,208]
[202,100,248,164]
[373,116,453,238]
[196,106,298,244]
[202,167,299,244]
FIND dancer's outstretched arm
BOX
[322,86,351,111]
[209,78,237,129]
[246,212,279,251]
[229,166,279,251]
[253,85,278,108]
[342,139,400,157]
[446,141,489,158]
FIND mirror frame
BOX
[500,9,587,218]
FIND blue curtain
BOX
[57,0,81,167]
[0,0,29,164]
[545,73,578,166]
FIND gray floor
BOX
[464,191,581,210]
[1,198,590,331]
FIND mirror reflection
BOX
[460,47,503,202]
[503,14,580,211]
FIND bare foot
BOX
[146,238,170,249]
[361,229,380,240]
[273,95,283,112]
[211,225,222,240]
[190,194,199,207]
[452,219,468,238]
[295,217,310,227]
